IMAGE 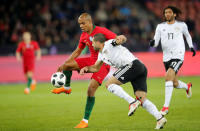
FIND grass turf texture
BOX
[0,76,200,131]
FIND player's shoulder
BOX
[31,40,39,45]
[176,20,185,24]
[158,22,167,26]
[156,22,167,29]
[104,39,115,48]
[106,39,114,44]
[79,32,87,40]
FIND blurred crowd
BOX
[0,0,199,55]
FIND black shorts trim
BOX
[164,59,183,73]
[113,60,147,92]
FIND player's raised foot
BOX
[74,120,88,128]
[51,87,72,94]
[155,116,167,129]
[160,107,169,116]
[24,88,30,94]
[31,80,36,91]
[186,82,192,98]
[128,100,141,116]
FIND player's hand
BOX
[57,65,64,72]
[80,67,88,75]
[190,48,196,56]
[149,40,155,47]
[116,35,127,44]
[36,56,41,61]
[16,57,21,62]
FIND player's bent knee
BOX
[105,81,113,89]
[87,85,98,96]
[173,81,178,88]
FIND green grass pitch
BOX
[0,76,200,131]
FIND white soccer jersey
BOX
[154,21,194,62]
[97,39,137,68]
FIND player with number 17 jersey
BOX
[153,21,194,62]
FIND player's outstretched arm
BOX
[80,61,103,75]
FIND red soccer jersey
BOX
[16,40,40,64]
[78,26,116,59]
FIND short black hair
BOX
[163,5,182,19]
[93,33,106,43]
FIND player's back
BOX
[98,39,137,68]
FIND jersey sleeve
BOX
[101,27,117,40]
[78,34,86,49]
[34,41,40,50]
[153,24,161,47]
[16,43,22,52]
[182,23,193,48]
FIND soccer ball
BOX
[51,72,66,88]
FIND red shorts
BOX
[23,63,34,74]
[75,57,110,84]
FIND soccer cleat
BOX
[186,82,192,98]
[31,80,36,91]
[74,120,88,128]
[155,116,167,129]
[128,100,141,116]
[51,87,72,94]
[160,107,169,116]
[24,88,30,94]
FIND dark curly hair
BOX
[163,6,182,20]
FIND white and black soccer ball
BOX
[51,72,66,88]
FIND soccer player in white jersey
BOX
[80,33,167,129]
[149,6,196,115]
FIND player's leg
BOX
[75,63,109,128]
[161,59,183,114]
[24,71,33,94]
[161,68,175,115]
[174,74,192,98]
[52,59,81,94]
[74,79,99,128]
[105,76,136,104]
[62,59,79,89]
[105,76,139,116]
[133,77,166,129]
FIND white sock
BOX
[107,84,135,104]
[164,81,174,107]
[176,80,187,90]
[142,99,162,120]
[82,118,88,123]
[64,86,70,90]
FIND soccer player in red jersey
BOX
[16,32,41,94]
[52,13,124,128]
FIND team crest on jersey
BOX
[89,36,93,42]
[175,27,180,31]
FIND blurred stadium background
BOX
[0,0,199,83]
[0,1,200,131]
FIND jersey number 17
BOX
[168,33,174,40]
